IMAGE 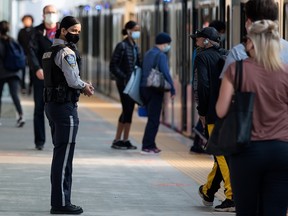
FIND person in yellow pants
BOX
[198,124,235,212]
[191,26,235,212]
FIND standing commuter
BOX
[109,21,141,150]
[17,14,34,94]
[28,5,58,150]
[191,27,235,212]
[140,32,175,154]
[220,0,288,77]
[42,16,94,214]
[0,20,25,127]
[190,20,226,154]
[217,19,288,216]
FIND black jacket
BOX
[109,37,141,84]
[17,27,33,55]
[28,23,53,74]
[194,46,228,124]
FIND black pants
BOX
[140,87,164,150]
[116,81,135,123]
[230,140,288,215]
[33,77,45,146]
[45,102,79,207]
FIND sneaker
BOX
[35,145,44,151]
[111,140,128,150]
[50,204,83,214]
[123,140,137,150]
[16,117,25,128]
[141,148,161,155]
[190,144,206,153]
[198,185,214,206]
[214,199,236,212]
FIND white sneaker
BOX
[16,117,25,127]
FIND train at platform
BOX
[74,0,288,137]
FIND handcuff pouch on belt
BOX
[44,86,80,103]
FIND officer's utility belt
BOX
[44,87,80,103]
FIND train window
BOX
[104,14,113,61]
[92,15,100,57]
[82,16,89,55]
[240,2,247,43]
[140,10,153,55]
[284,4,288,40]
[226,5,230,50]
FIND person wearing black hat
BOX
[109,20,141,150]
[42,16,94,215]
[191,27,235,212]
[28,5,59,150]
[139,32,175,154]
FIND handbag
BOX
[146,52,171,91]
[204,60,255,156]
[123,66,143,105]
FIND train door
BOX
[109,9,124,99]
[137,2,158,56]
[103,8,113,95]
[77,7,90,81]
[279,0,288,40]
[226,0,247,48]
[92,10,101,90]
[187,0,220,136]
[160,0,182,131]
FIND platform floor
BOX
[0,93,234,216]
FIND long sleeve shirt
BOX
[140,46,175,96]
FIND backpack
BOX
[2,39,26,71]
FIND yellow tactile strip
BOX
[79,94,225,201]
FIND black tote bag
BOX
[205,60,255,156]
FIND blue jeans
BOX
[230,140,288,215]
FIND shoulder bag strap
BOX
[153,52,162,70]
[235,60,243,92]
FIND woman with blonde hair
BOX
[216,19,288,215]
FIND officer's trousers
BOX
[202,124,233,200]
[45,102,79,207]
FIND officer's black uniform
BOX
[42,40,83,210]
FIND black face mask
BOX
[65,32,80,44]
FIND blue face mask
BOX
[163,44,171,53]
[131,31,141,40]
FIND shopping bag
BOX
[123,66,143,105]
[137,106,148,117]
[205,61,255,156]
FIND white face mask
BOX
[131,31,141,40]
[163,44,171,53]
[44,13,58,25]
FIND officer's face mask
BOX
[65,32,80,44]
[44,13,58,25]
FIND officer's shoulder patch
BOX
[64,54,76,67]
